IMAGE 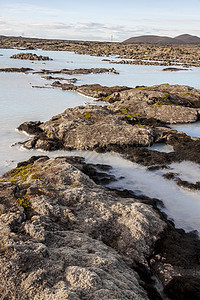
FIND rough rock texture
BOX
[0,67,33,73]
[18,105,160,151]
[150,84,200,108]
[162,67,188,71]
[50,82,200,122]
[108,86,199,124]
[17,85,200,167]
[10,52,52,61]
[35,67,119,75]
[0,156,166,299]
[42,76,78,83]
[1,36,200,67]
[51,82,131,98]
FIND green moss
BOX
[102,95,111,101]
[83,111,92,119]
[31,173,42,180]
[47,131,53,138]
[181,93,191,98]
[153,100,165,106]
[116,109,140,120]
[82,111,97,120]
[16,197,32,210]
[10,163,34,182]
[71,183,79,188]
[164,92,170,99]
[135,86,147,90]
[121,108,128,114]
[134,124,145,127]
[9,163,42,183]
[153,100,174,107]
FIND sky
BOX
[0,0,200,41]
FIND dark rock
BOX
[1,36,200,67]
[10,52,52,61]
[163,172,200,190]
[17,121,44,135]
[0,67,33,73]
[42,75,77,83]
[0,156,166,299]
[35,67,119,75]
[162,67,188,71]
[164,276,200,300]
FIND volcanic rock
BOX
[10,52,52,61]
[18,105,159,152]
[0,156,165,299]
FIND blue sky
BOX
[0,0,200,41]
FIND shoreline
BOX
[1,46,200,299]
[0,154,200,299]
[1,36,200,67]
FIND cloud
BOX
[2,4,62,19]
[0,15,200,41]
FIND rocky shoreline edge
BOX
[1,82,200,299]
[0,155,200,300]
[1,36,200,67]
[18,83,200,168]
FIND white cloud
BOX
[0,14,200,41]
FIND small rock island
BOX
[10,52,53,61]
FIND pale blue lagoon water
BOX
[1,48,200,88]
[171,121,200,137]
[0,49,200,233]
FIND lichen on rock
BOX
[0,156,166,299]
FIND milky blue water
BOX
[0,48,200,233]
[171,121,200,137]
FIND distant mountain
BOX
[174,34,200,44]
[123,34,200,44]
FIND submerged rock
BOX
[162,67,189,71]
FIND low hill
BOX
[123,34,200,44]
[174,34,200,44]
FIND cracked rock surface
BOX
[0,156,165,299]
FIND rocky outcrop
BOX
[0,156,166,299]
[51,82,200,116]
[111,59,181,67]
[10,52,52,61]
[108,87,199,124]
[36,67,119,75]
[42,76,78,83]
[1,156,200,299]
[149,84,200,108]
[17,83,200,167]
[1,36,200,67]
[0,67,33,73]
[51,82,131,98]
[162,67,188,71]
[18,105,159,151]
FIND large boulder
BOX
[108,88,199,124]
[18,106,158,151]
[0,156,165,299]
